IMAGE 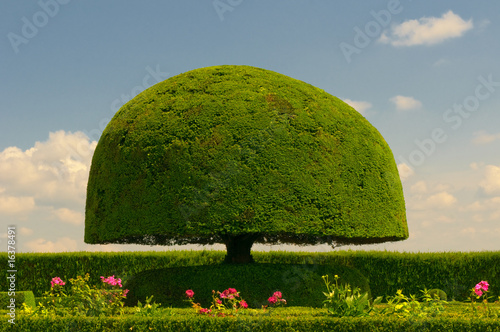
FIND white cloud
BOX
[461,227,476,235]
[25,237,78,252]
[477,19,490,31]
[0,130,96,209]
[343,99,372,116]
[379,10,473,47]
[473,131,500,145]
[410,181,427,194]
[433,58,451,67]
[436,215,454,223]
[390,95,422,111]
[397,163,414,181]
[54,208,84,225]
[0,196,35,215]
[425,191,457,208]
[407,190,457,210]
[19,227,34,236]
[479,165,500,195]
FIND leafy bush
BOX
[321,274,380,317]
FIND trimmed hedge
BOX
[123,263,370,308]
[1,250,499,302]
[86,65,408,247]
[0,291,35,309]
[3,315,500,332]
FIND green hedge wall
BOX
[0,250,498,302]
[123,263,370,308]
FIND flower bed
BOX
[3,273,500,331]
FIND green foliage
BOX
[321,274,379,317]
[123,263,370,308]
[380,289,447,318]
[134,295,164,317]
[85,65,408,247]
[0,291,35,309]
[428,289,448,301]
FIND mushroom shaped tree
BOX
[85,65,408,263]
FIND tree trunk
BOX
[222,234,258,264]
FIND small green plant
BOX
[135,295,163,317]
[382,288,446,318]
[321,274,380,317]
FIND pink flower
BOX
[51,277,65,288]
[240,300,248,308]
[268,296,277,304]
[478,281,489,292]
[216,299,222,305]
[220,288,239,299]
[123,289,129,298]
[185,289,194,298]
[273,291,282,299]
[199,308,211,314]
[101,275,122,288]
[474,281,490,297]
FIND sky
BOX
[1,1,499,253]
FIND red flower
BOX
[240,300,248,308]
[199,308,211,314]
[185,289,194,298]
[268,296,277,304]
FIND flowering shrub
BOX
[474,281,489,297]
[185,288,248,316]
[469,280,497,318]
[34,274,129,317]
[50,277,65,288]
[267,291,286,307]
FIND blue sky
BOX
[1,1,499,253]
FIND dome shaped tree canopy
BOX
[85,65,408,263]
